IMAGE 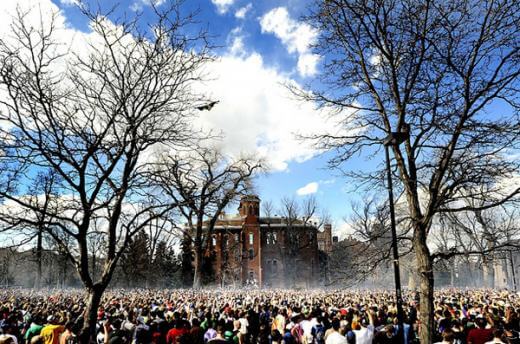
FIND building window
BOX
[235,233,240,243]
[318,242,325,251]
[249,271,254,279]
[223,234,229,248]
[267,231,278,245]
[249,248,254,259]
[272,260,278,273]
[249,232,254,245]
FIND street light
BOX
[383,129,409,343]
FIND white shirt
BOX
[325,331,348,344]
[239,318,249,334]
[301,318,317,340]
[353,325,374,344]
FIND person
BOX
[484,329,506,344]
[40,317,65,344]
[204,322,217,343]
[189,318,204,344]
[467,317,494,344]
[24,317,43,344]
[374,325,397,344]
[59,322,75,344]
[0,324,18,344]
[237,312,248,344]
[166,321,188,344]
[325,319,347,344]
[311,316,326,344]
[208,325,230,344]
[353,314,374,344]
[434,328,456,344]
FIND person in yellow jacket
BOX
[39,316,65,344]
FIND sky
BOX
[0,0,374,236]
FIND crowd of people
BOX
[0,288,518,344]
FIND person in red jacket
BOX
[467,317,494,344]
[166,321,188,344]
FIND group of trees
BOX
[298,0,520,342]
[0,2,261,341]
[0,0,519,343]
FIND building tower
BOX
[238,195,260,217]
[238,195,262,286]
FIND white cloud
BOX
[296,182,319,196]
[195,50,343,171]
[227,27,246,57]
[60,0,79,6]
[297,53,320,78]
[130,0,166,12]
[211,0,235,14]
[334,221,355,239]
[259,7,320,77]
[1,0,347,174]
[235,3,252,19]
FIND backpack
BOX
[311,324,325,344]
[290,324,304,343]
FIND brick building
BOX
[196,195,333,288]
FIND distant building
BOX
[189,195,333,288]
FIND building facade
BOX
[197,195,332,288]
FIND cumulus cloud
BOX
[195,50,342,171]
[259,7,320,77]
[211,0,235,14]
[296,182,319,196]
[235,3,252,19]
[1,0,345,174]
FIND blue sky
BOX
[55,0,368,233]
[2,0,375,234]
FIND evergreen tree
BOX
[121,231,150,287]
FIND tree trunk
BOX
[36,230,42,289]
[414,226,435,344]
[80,286,105,344]
[193,248,203,289]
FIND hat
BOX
[224,331,233,339]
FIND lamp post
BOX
[383,130,408,343]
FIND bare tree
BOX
[0,2,211,341]
[432,200,520,288]
[278,196,326,287]
[151,147,262,288]
[331,197,413,286]
[297,1,520,341]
